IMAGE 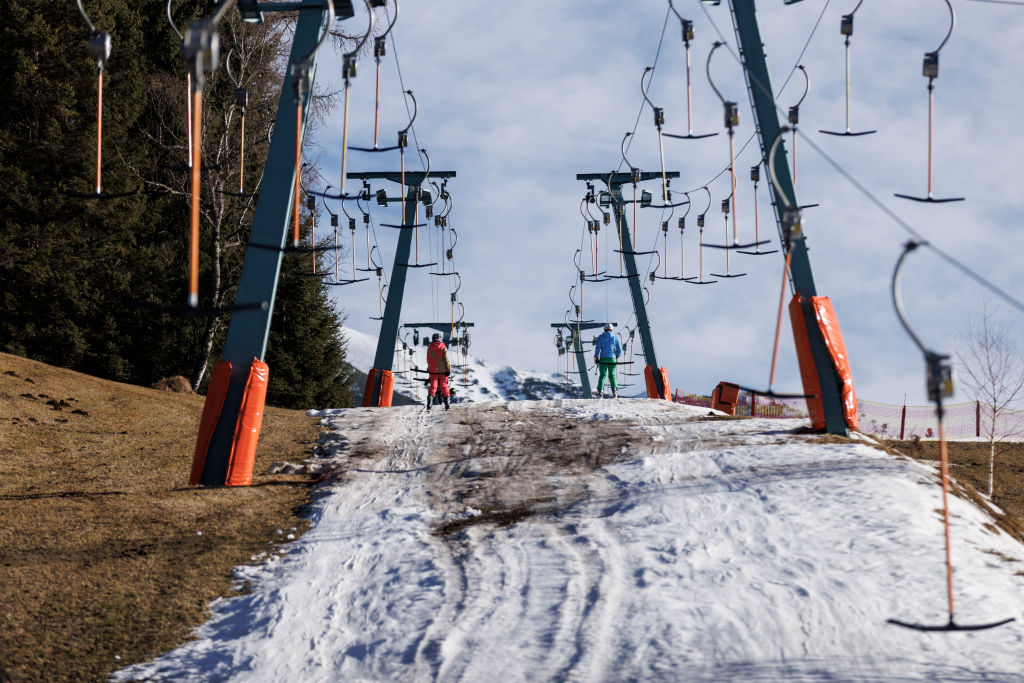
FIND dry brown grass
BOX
[0,353,319,683]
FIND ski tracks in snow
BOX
[115,400,1024,682]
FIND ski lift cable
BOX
[337,0,375,194]
[385,4,428,173]
[773,0,830,100]
[788,65,809,188]
[224,49,253,193]
[617,6,672,174]
[799,127,1024,317]
[664,0,825,197]
[165,0,195,170]
[692,0,1024,318]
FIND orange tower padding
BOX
[809,297,859,431]
[789,294,858,431]
[712,381,741,415]
[378,370,394,407]
[361,368,378,407]
[361,368,395,407]
[224,359,269,487]
[644,366,672,400]
[189,360,232,485]
[789,296,826,429]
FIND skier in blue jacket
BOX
[593,322,622,398]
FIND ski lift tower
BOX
[724,0,854,435]
[576,171,677,400]
[192,1,358,487]
[351,170,458,407]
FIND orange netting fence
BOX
[672,390,1024,441]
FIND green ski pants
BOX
[596,359,617,393]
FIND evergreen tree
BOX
[0,0,354,408]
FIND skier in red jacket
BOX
[426,332,451,411]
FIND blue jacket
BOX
[593,331,621,362]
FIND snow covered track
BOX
[116,401,1024,682]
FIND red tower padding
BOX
[378,370,394,407]
[810,296,858,431]
[224,359,269,487]
[361,368,395,407]
[189,360,232,486]
[361,368,378,407]
[644,366,671,400]
[712,381,741,415]
[789,294,858,431]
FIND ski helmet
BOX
[603,322,613,331]
[432,332,442,341]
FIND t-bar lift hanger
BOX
[894,0,964,204]
[820,1,877,137]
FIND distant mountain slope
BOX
[343,326,584,404]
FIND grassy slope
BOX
[0,353,319,683]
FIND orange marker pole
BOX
[96,71,103,195]
[188,88,203,308]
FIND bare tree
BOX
[135,12,343,391]
[956,299,1024,497]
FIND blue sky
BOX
[303,0,1024,405]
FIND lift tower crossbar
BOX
[350,170,457,406]
[403,322,474,345]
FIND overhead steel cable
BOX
[385,4,427,172]
[694,0,1024,317]
[618,6,672,173]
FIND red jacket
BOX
[426,340,450,374]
